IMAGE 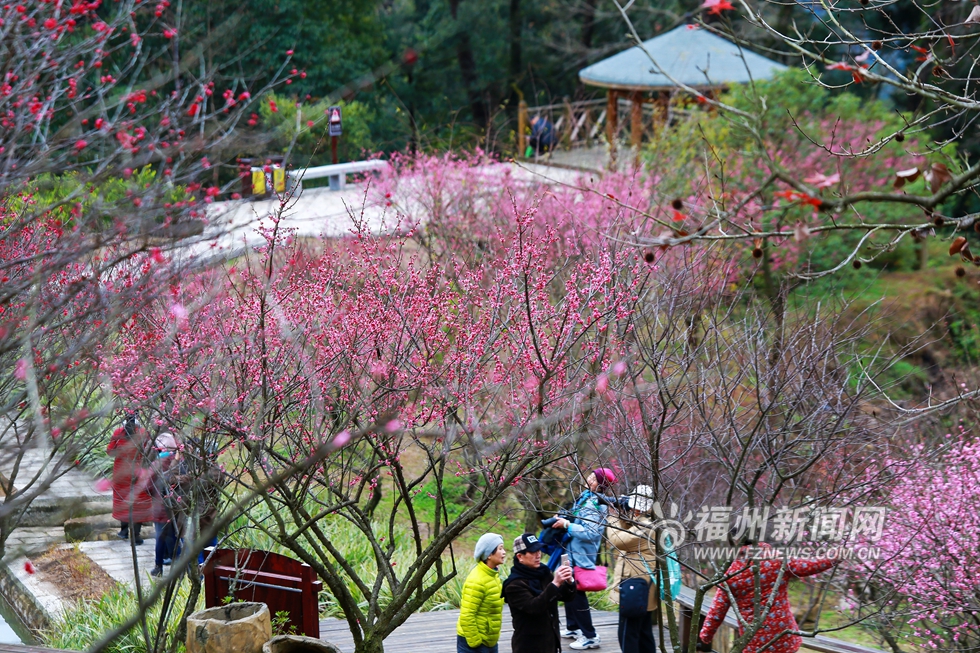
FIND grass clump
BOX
[41,578,202,653]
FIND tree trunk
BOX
[509,0,521,81]
[450,0,487,129]
[456,34,487,128]
[581,0,598,56]
[353,636,386,653]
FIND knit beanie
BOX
[474,533,504,562]
[593,467,617,492]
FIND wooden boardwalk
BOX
[320,606,622,653]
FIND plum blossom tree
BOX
[110,175,648,652]
[575,263,931,650]
[0,0,294,649]
[607,0,980,293]
[852,432,980,652]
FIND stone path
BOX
[3,530,63,561]
[77,539,157,589]
[0,448,112,532]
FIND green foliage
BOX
[643,70,956,278]
[3,169,191,231]
[40,580,201,653]
[945,276,980,366]
[272,610,298,636]
[260,94,377,166]
[226,500,474,616]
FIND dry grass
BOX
[34,544,119,602]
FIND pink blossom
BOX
[595,373,609,394]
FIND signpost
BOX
[328,105,342,165]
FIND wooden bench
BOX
[202,548,322,638]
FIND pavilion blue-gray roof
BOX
[578,25,788,91]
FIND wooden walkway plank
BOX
[0,645,75,653]
[320,606,621,653]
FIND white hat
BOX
[155,432,177,451]
[628,485,655,513]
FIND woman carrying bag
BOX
[607,485,659,653]
[550,467,616,650]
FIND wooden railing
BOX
[518,96,694,156]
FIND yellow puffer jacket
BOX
[456,561,505,647]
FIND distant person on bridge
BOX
[456,532,507,653]
[698,542,840,653]
[503,533,576,653]
[530,115,557,155]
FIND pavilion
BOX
[578,25,788,147]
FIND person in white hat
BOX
[607,485,658,653]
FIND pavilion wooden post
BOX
[651,91,668,138]
[606,89,619,153]
[517,100,528,158]
[630,91,645,150]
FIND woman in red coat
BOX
[698,543,839,653]
[106,414,153,544]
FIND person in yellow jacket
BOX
[457,533,507,653]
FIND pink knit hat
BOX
[593,468,617,491]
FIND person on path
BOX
[149,432,180,577]
[173,438,225,564]
[107,412,153,544]
[607,485,659,653]
[503,533,576,653]
[698,543,840,653]
[456,533,507,653]
[552,467,616,650]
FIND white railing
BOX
[287,160,389,192]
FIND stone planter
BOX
[262,635,343,653]
[186,602,272,653]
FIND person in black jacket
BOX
[503,534,577,653]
